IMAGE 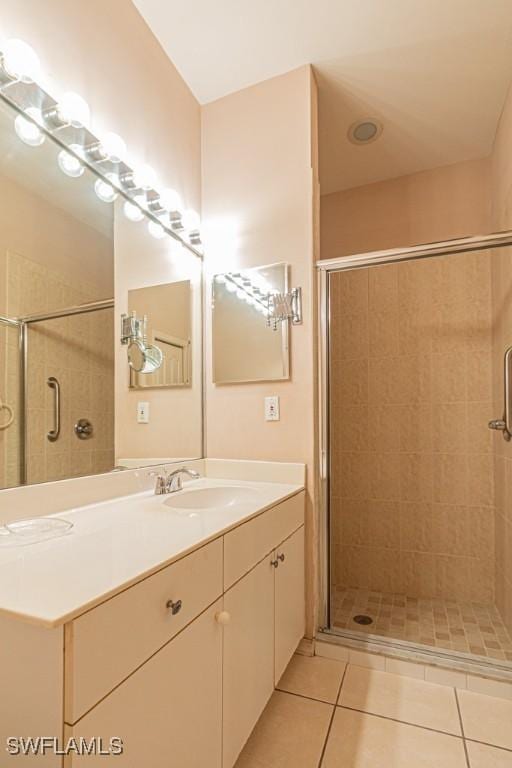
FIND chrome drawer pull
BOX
[166,598,182,615]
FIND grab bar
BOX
[488,346,512,441]
[0,397,14,430]
[47,376,61,442]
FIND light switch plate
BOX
[137,401,150,423]
[264,396,280,421]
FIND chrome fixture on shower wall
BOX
[488,344,512,441]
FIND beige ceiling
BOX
[134,0,512,194]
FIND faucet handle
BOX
[168,474,183,493]
[148,470,168,495]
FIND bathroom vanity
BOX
[0,465,305,767]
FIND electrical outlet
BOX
[137,401,150,423]
[264,396,280,421]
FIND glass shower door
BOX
[327,246,512,668]
[0,319,23,488]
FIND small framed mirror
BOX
[212,262,290,384]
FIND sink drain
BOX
[353,614,373,625]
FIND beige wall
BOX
[320,157,491,260]
[114,212,203,461]
[1,0,202,465]
[330,253,495,603]
[491,82,512,637]
[202,66,319,634]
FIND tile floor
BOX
[235,654,512,767]
[332,586,512,662]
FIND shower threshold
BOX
[324,586,512,679]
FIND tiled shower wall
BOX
[491,247,512,633]
[6,251,114,485]
[330,250,495,603]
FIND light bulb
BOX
[101,131,126,163]
[133,163,157,190]
[160,187,182,212]
[94,173,118,203]
[225,280,237,293]
[123,200,144,222]
[57,147,84,178]
[14,107,44,147]
[182,208,200,232]
[215,274,227,285]
[2,39,40,82]
[57,92,90,128]
[148,220,166,239]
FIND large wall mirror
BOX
[0,95,203,489]
[212,262,290,384]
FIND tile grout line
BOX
[317,664,348,767]
[454,688,471,768]
[337,704,464,740]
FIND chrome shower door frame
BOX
[316,230,512,672]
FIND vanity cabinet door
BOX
[67,600,223,767]
[274,525,305,683]
[222,556,275,768]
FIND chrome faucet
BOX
[151,467,200,495]
[166,467,200,493]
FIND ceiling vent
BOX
[348,119,383,145]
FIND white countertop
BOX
[0,478,303,628]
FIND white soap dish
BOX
[0,517,73,546]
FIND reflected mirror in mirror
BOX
[128,281,192,388]
[212,263,289,384]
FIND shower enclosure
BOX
[318,233,512,676]
[0,300,114,488]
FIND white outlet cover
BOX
[264,396,280,421]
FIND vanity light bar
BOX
[221,273,270,315]
[0,38,202,257]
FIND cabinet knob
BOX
[215,610,231,625]
[166,598,182,615]
[277,553,285,563]
[271,558,279,568]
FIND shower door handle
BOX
[47,376,61,442]
[488,346,512,441]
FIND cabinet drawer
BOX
[224,491,304,589]
[67,599,223,767]
[65,538,223,724]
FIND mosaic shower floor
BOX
[332,586,512,662]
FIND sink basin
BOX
[163,486,256,510]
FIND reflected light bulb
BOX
[148,220,166,239]
[94,173,118,203]
[14,107,44,147]
[123,200,144,222]
[57,92,90,128]
[2,39,40,82]
[133,163,157,190]
[182,208,200,232]
[160,187,182,213]
[57,147,84,178]
[101,131,126,163]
